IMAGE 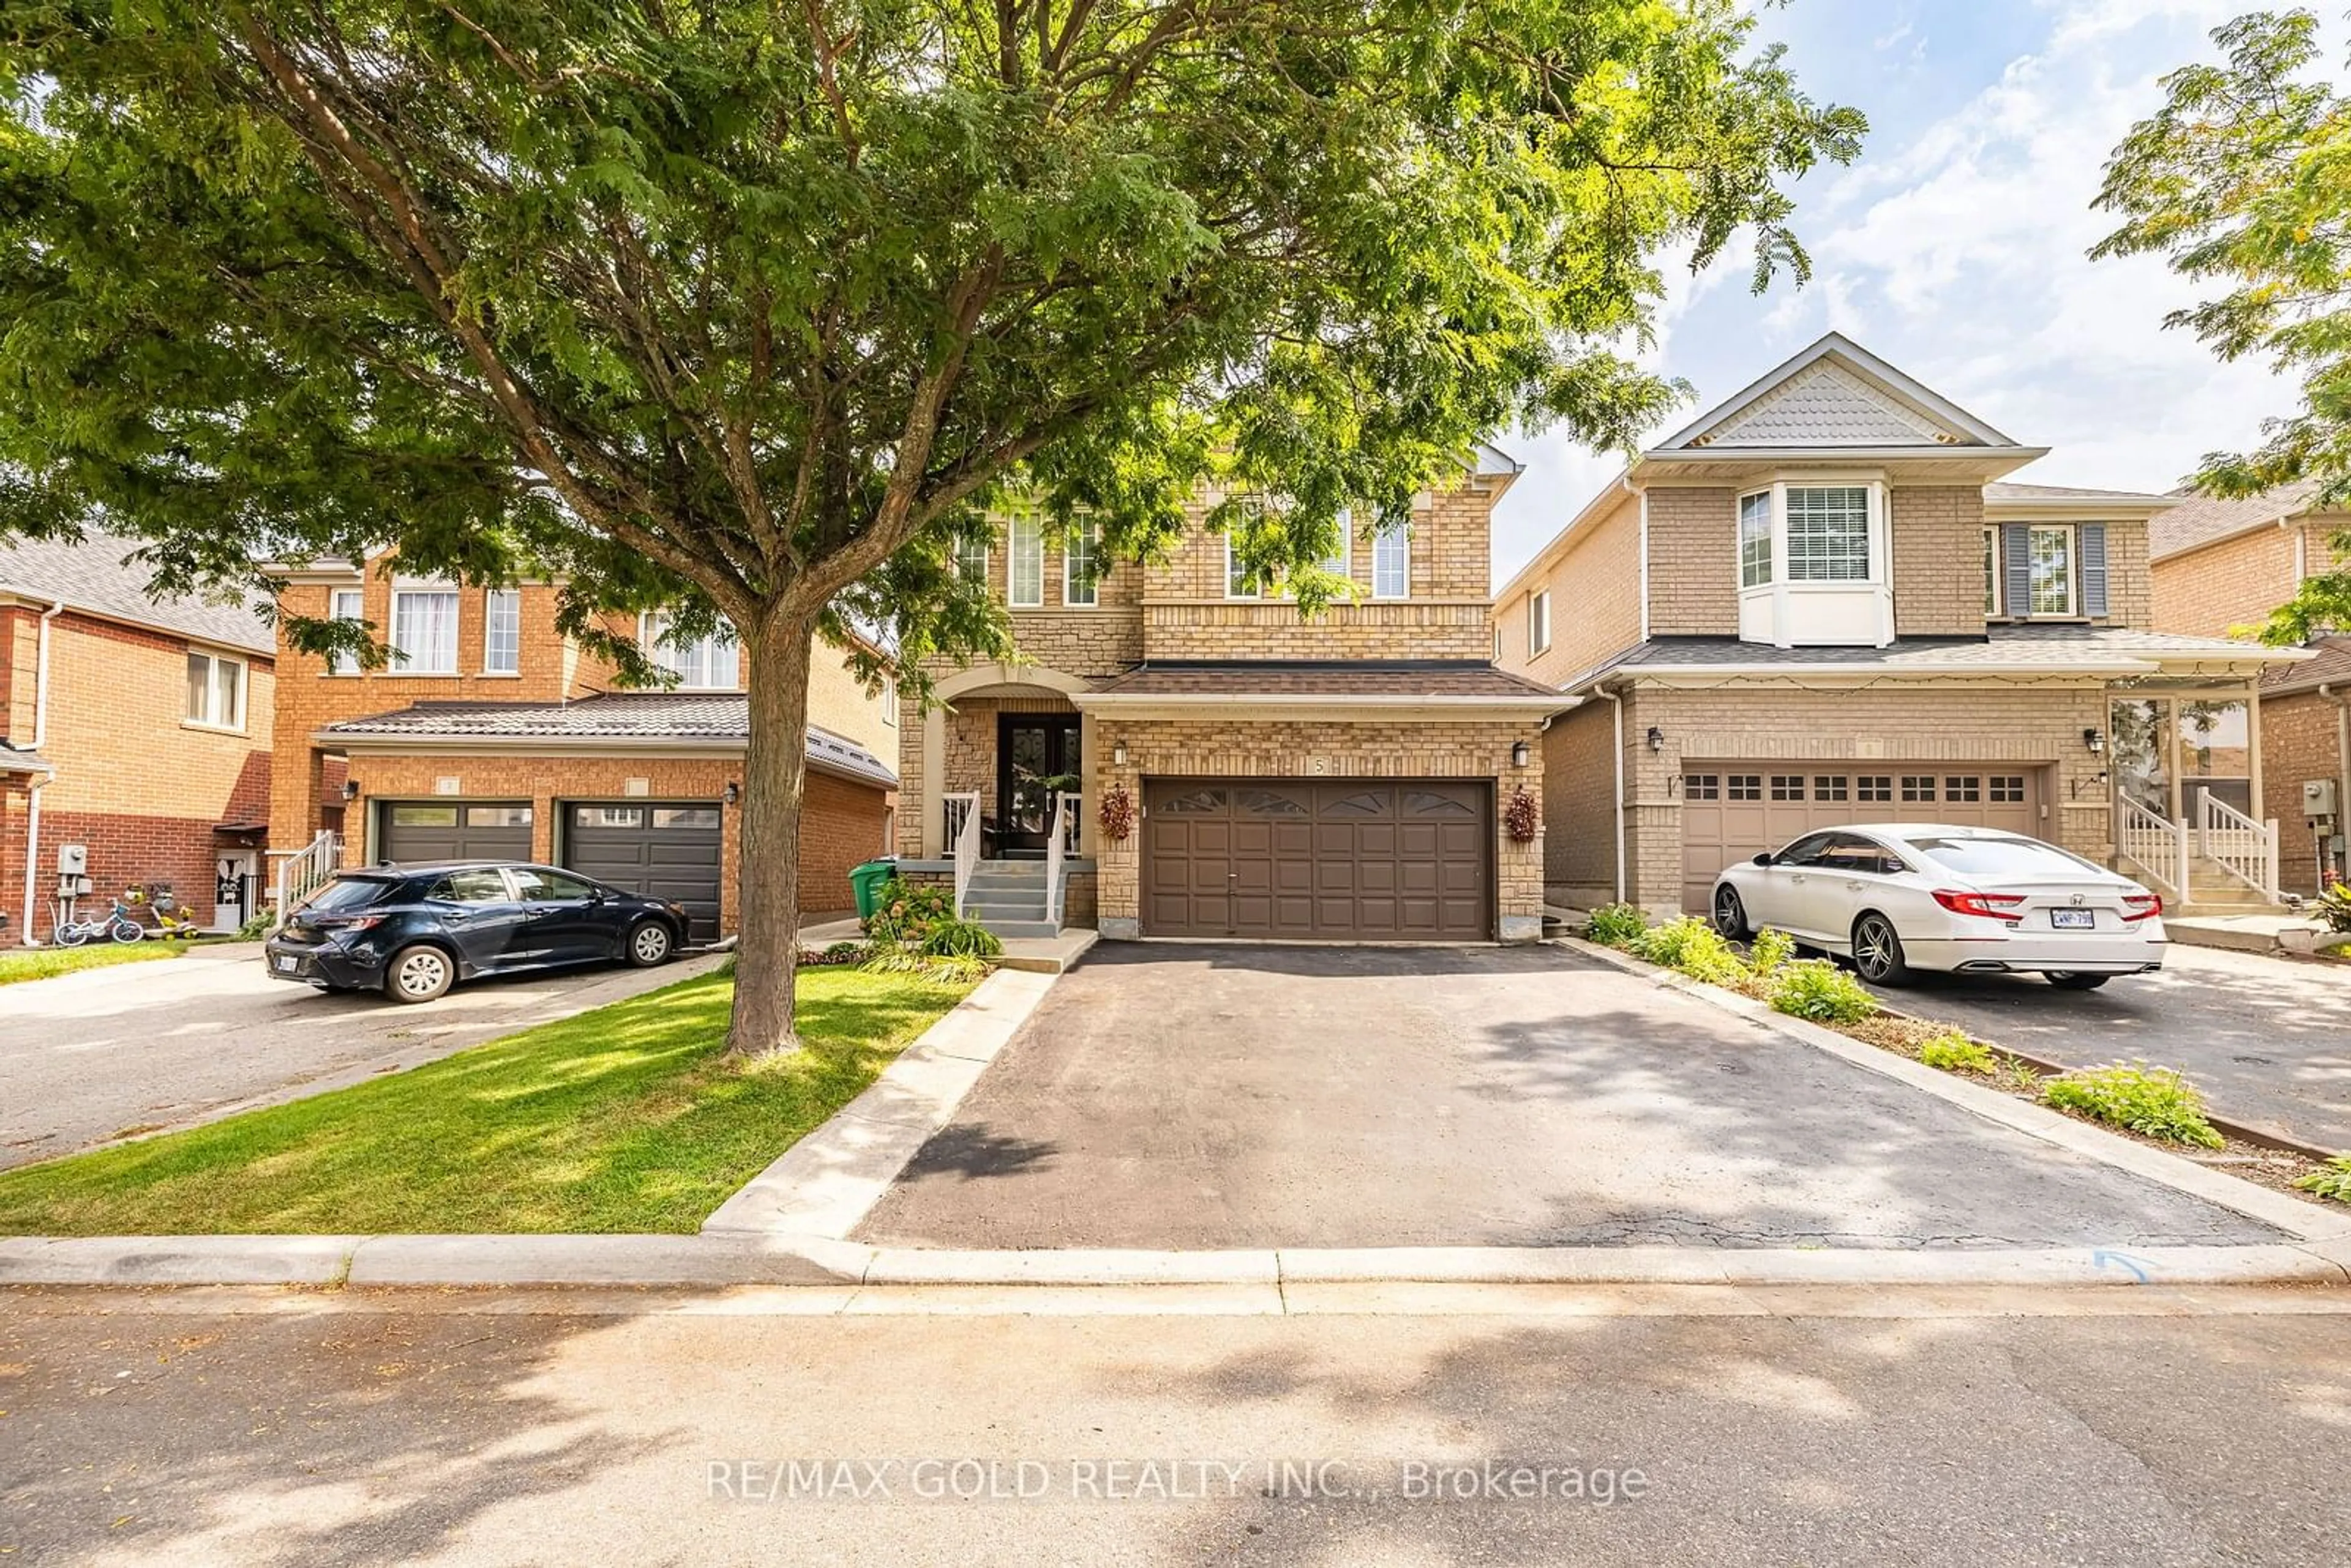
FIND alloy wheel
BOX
[1853,915,1899,983]
[396,949,449,1000]
[1713,887,1747,939]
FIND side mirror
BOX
[1752,852,1774,867]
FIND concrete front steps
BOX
[962,858,1064,941]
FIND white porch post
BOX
[920,703,947,858]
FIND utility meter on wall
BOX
[2306,778,2339,820]
[55,843,88,876]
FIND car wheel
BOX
[1850,912,1911,986]
[2045,972,2110,991]
[384,944,455,1004]
[626,920,675,968]
[1712,886,1750,940]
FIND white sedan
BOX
[1708,823,2166,989]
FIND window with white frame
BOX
[1783,486,1872,582]
[1528,590,1551,656]
[1224,531,1262,599]
[184,650,246,730]
[881,673,898,727]
[1371,517,1409,599]
[1739,492,1773,588]
[1319,508,1351,580]
[1063,518,1101,607]
[389,587,459,673]
[642,610,741,689]
[1982,527,2001,617]
[2029,525,2075,615]
[954,534,988,588]
[1007,513,1043,607]
[483,590,520,674]
[327,587,364,675]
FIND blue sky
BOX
[1487,0,2315,580]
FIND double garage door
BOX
[378,798,724,940]
[1142,779,1491,940]
[1678,763,2044,912]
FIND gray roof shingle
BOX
[1548,627,2303,689]
[0,531,274,655]
[2147,480,2326,561]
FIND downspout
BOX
[20,598,64,945]
[2324,682,2350,887]
[1596,685,1627,906]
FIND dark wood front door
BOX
[1142,779,1491,939]
[997,716,1082,855]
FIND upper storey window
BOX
[954,534,988,587]
[483,590,521,674]
[328,587,364,675]
[390,585,460,673]
[1371,517,1409,600]
[642,611,740,689]
[1734,481,1891,648]
[1527,590,1551,656]
[1063,519,1101,607]
[1989,522,2107,620]
[1007,514,1044,607]
[2028,526,2075,615]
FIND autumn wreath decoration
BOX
[1098,784,1137,843]
[1504,785,1540,844]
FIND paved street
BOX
[3,1286,2347,1566]
[0,943,725,1171]
[856,943,2278,1251]
[1870,944,2351,1153]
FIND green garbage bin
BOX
[849,859,898,921]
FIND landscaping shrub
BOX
[2041,1061,2224,1149]
[2313,880,2351,934]
[1918,1031,1995,1075]
[2297,1156,2351,1205]
[865,880,956,943]
[1629,917,1748,985]
[862,948,991,983]
[918,918,1003,959]
[1768,959,1878,1024]
[1584,902,1647,947]
[235,907,276,942]
[1747,926,1796,977]
[796,940,872,967]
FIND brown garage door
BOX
[1143,779,1490,940]
[1678,765,2044,911]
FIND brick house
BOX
[2,532,276,942]
[896,449,1565,942]
[2147,481,2351,893]
[265,555,898,934]
[1492,334,2308,917]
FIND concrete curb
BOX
[1555,937,2351,1247]
[699,967,1057,1238]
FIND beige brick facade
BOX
[1495,491,1642,686]
[1891,486,1986,636]
[1643,486,1738,636]
[2150,517,2346,638]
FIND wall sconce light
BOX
[341,779,359,801]
[1646,726,1665,753]
[1511,740,1530,768]
[722,781,741,805]
[2083,727,2105,756]
[1112,741,1129,767]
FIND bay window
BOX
[1783,486,1872,581]
[1733,479,1891,648]
[1738,492,1772,588]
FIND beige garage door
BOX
[1678,765,2043,911]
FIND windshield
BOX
[298,876,396,913]
[1902,835,2102,879]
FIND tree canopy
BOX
[2093,7,2351,640]
[0,1,1861,1049]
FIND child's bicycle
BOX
[127,885,204,940]
[51,895,148,947]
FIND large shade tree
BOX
[0,1,1860,1054]
[2094,7,2351,641]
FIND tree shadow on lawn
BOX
[0,969,972,1237]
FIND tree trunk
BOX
[726,609,814,1057]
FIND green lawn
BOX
[0,940,195,986]
[0,966,974,1236]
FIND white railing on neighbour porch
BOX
[1044,790,1081,927]
[2117,795,2188,902]
[269,830,340,930]
[943,792,981,917]
[2195,790,2281,899]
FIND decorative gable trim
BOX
[1650,332,2019,454]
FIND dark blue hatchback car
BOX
[264,861,689,1003]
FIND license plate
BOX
[275,955,299,972]
[2050,910,2096,930]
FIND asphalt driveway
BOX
[853,943,2281,1251]
[1865,944,2351,1154]
[0,943,725,1172]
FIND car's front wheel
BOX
[1850,912,1911,986]
[625,920,675,968]
[2045,972,2110,991]
[1712,885,1750,940]
[384,944,455,1004]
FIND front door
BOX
[998,716,1081,856]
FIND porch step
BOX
[959,860,1063,942]
[963,895,1050,919]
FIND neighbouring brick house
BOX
[898,448,1565,942]
[2,532,276,942]
[1492,333,2309,918]
[2147,481,2351,893]
[265,555,898,934]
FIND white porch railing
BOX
[2117,795,2187,902]
[943,792,981,918]
[269,830,340,929]
[2195,790,2281,899]
[1044,790,1080,926]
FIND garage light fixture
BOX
[341,779,359,801]
[1510,740,1529,768]
[1646,726,1664,753]
[722,781,740,805]
[1112,741,1129,767]
[2082,727,2105,756]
